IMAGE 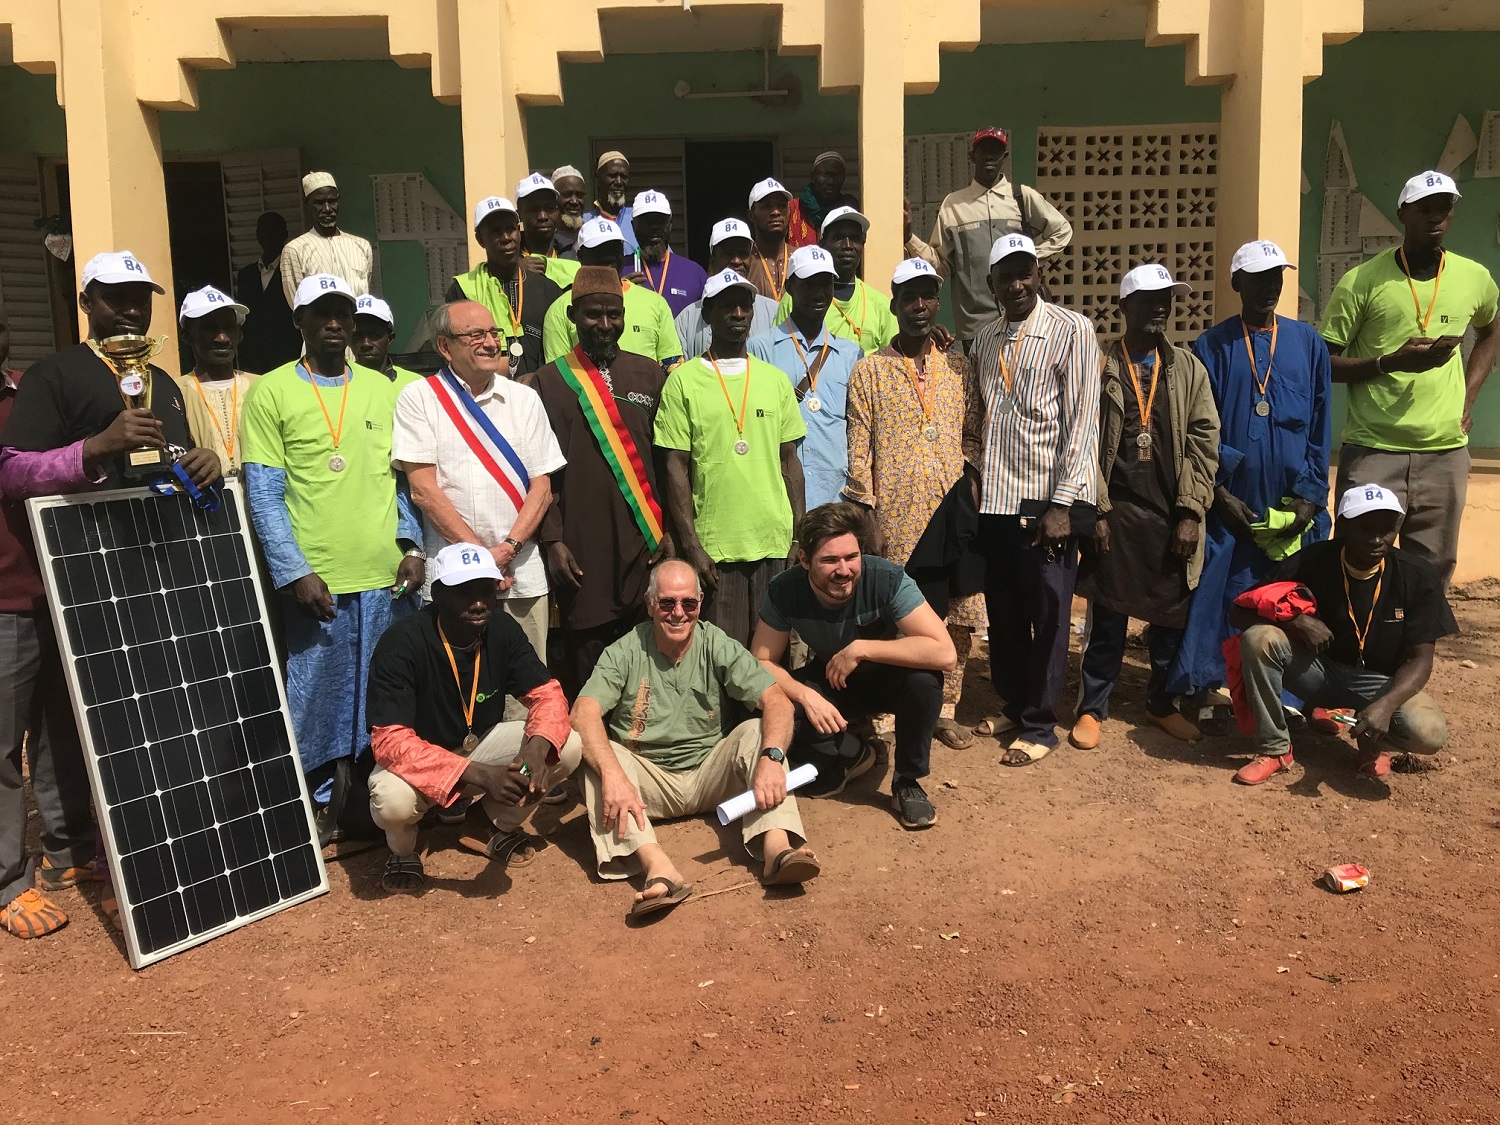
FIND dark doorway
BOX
[165,161,232,371]
[683,139,774,264]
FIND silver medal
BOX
[922,424,938,443]
[328,454,347,473]
[461,732,479,753]
[1255,399,1271,417]
[997,397,1015,415]
[1135,432,1153,449]
[805,395,822,413]
[508,338,524,358]
[733,439,750,456]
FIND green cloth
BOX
[240,360,403,595]
[389,364,424,393]
[529,253,580,287]
[452,262,520,333]
[542,280,683,364]
[775,278,897,355]
[1320,247,1498,452]
[580,620,775,770]
[653,356,807,563]
[1249,499,1305,562]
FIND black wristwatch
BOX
[760,747,786,764]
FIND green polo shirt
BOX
[775,278,897,355]
[529,253,580,288]
[542,280,683,364]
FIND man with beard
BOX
[675,218,781,357]
[1321,170,1500,587]
[173,285,259,475]
[542,219,682,369]
[551,165,588,256]
[747,178,794,303]
[583,151,636,255]
[776,206,896,356]
[1072,264,1219,751]
[656,269,806,648]
[906,128,1071,350]
[787,151,859,250]
[449,195,562,380]
[241,273,424,823]
[517,172,580,287]
[752,503,955,829]
[235,211,301,373]
[628,190,706,317]
[524,267,672,694]
[280,172,374,301]
[352,295,423,392]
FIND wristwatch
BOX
[760,747,786,764]
[503,536,524,552]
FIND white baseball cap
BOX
[892,258,940,288]
[632,190,671,218]
[1398,170,1461,208]
[1337,482,1405,520]
[577,217,626,249]
[473,196,518,230]
[292,273,357,312]
[430,542,505,587]
[709,218,753,249]
[820,205,869,236]
[748,177,792,208]
[516,173,557,200]
[1119,263,1191,300]
[702,269,758,302]
[989,233,1038,266]
[81,250,165,295]
[789,246,838,280]
[355,294,395,327]
[179,285,248,324]
[1230,240,1296,274]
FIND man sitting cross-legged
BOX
[572,558,819,918]
[750,503,956,830]
[365,543,582,892]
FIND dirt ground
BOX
[4,594,1499,1125]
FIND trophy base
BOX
[121,448,168,484]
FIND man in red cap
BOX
[905,127,1072,351]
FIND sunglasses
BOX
[654,597,701,614]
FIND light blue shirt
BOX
[748,321,861,509]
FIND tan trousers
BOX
[499,594,549,720]
[368,720,582,855]
[583,719,805,880]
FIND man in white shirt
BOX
[280,171,375,303]
[392,301,566,665]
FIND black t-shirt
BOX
[1263,540,1458,674]
[0,343,193,485]
[760,555,928,658]
[365,604,552,749]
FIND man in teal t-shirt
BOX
[655,269,807,648]
[1321,170,1500,585]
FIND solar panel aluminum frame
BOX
[28,481,329,968]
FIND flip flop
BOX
[629,876,693,918]
[1001,739,1055,767]
[459,830,540,867]
[381,853,426,893]
[762,848,821,886]
[975,714,1019,738]
[933,721,974,750]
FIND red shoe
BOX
[1234,749,1295,785]
[1356,747,1391,778]
[1310,707,1354,735]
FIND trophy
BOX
[100,334,169,482]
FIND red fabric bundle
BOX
[1222,582,1318,735]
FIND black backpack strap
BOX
[1011,180,1037,240]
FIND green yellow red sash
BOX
[555,347,664,551]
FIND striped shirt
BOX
[971,300,1102,514]
[279,229,374,303]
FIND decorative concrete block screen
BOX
[1034,127,1219,345]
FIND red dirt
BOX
[5,600,1499,1124]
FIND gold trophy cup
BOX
[100,333,168,481]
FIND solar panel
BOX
[28,481,328,968]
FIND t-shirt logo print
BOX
[627,678,651,751]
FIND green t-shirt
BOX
[1320,247,1498,452]
[529,253,580,288]
[240,361,403,595]
[653,355,807,563]
[389,365,424,392]
[775,278,897,355]
[580,620,774,770]
[542,280,683,364]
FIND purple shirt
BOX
[634,251,708,317]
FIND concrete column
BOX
[858,0,905,287]
[58,0,174,336]
[456,0,529,268]
[1211,0,1310,317]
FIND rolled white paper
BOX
[715,762,819,825]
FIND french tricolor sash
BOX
[426,368,530,511]
[554,347,664,551]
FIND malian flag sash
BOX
[426,368,530,510]
[554,347,664,551]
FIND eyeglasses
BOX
[654,597,701,614]
[448,327,503,345]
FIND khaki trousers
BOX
[583,719,805,880]
[1336,444,1469,587]
[368,720,582,855]
[499,594,549,721]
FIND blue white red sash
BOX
[426,368,531,510]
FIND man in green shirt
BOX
[656,269,807,648]
[353,295,422,391]
[775,205,897,355]
[542,218,683,368]
[573,559,819,918]
[1321,170,1500,585]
